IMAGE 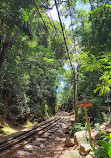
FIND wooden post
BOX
[78,101,93,141]
[84,107,92,141]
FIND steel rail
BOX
[0,116,59,146]
[1,117,64,158]
[0,117,60,155]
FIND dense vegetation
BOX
[0,0,111,127]
[0,0,67,125]
[57,0,111,123]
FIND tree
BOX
[0,0,67,124]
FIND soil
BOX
[0,112,111,158]
[11,112,75,158]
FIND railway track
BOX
[0,115,66,158]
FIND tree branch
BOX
[39,1,66,10]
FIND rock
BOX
[37,130,44,135]
[65,137,75,147]
[32,141,41,147]
[48,130,55,134]
[40,144,45,148]
[13,154,28,158]
[15,150,31,156]
[62,123,70,134]
[70,150,80,158]
[23,144,34,153]
[56,129,63,136]
[55,125,60,128]
[53,127,59,131]
[58,123,62,126]
[48,135,55,139]
[91,130,99,139]
[63,128,69,134]
[88,151,94,157]
[62,123,68,129]
[36,138,46,143]
[80,144,92,154]
[74,131,87,145]
[41,132,52,138]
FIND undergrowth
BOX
[23,120,36,128]
[1,123,17,135]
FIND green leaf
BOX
[98,140,111,157]
[101,135,111,142]
[89,141,96,154]
[96,148,109,158]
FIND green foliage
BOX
[77,50,111,96]
[69,1,111,96]
[90,135,111,158]
[0,0,67,124]
[90,99,104,123]
[70,123,86,134]
[0,0,110,127]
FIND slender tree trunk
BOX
[75,67,78,121]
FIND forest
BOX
[0,0,111,138]
[0,0,111,157]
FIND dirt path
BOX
[1,112,111,158]
[10,112,74,158]
[1,112,75,158]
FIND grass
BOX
[23,120,36,128]
[1,123,17,135]
[0,120,37,135]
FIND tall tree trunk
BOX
[75,67,78,121]
[0,32,19,69]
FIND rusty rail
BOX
[0,116,63,158]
